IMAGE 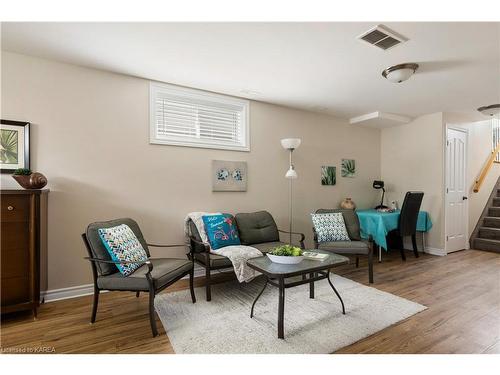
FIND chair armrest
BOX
[278,229,306,249]
[312,227,319,249]
[188,236,210,253]
[359,235,375,255]
[84,257,153,274]
[147,243,185,249]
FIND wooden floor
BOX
[1,249,499,354]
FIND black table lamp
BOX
[373,180,388,209]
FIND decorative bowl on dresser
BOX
[1,189,49,318]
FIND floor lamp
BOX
[281,138,301,245]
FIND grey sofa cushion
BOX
[315,209,361,241]
[86,218,150,276]
[251,241,283,253]
[318,240,370,255]
[194,252,232,268]
[235,211,280,245]
[194,241,281,268]
[97,258,192,290]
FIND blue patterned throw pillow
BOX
[202,214,241,250]
[311,213,351,242]
[98,224,148,276]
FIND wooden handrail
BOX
[473,142,500,193]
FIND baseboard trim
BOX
[42,284,96,303]
[42,266,207,303]
[424,247,447,256]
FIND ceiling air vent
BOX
[357,25,407,51]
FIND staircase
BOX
[472,179,500,253]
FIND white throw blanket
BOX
[184,212,262,283]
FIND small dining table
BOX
[356,209,433,261]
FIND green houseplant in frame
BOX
[321,166,336,186]
[0,120,30,174]
[341,159,356,178]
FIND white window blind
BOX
[150,83,249,151]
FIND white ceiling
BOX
[1,22,499,120]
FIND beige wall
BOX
[1,52,381,290]
[380,113,445,250]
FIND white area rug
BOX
[155,275,426,354]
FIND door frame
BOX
[444,124,470,253]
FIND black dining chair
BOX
[392,191,424,261]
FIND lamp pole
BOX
[288,148,294,244]
[281,138,301,246]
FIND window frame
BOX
[149,82,250,152]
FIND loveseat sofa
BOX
[186,210,305,301]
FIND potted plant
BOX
[12,168,48,189]
[267,244,304,264]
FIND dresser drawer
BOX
[1,195,30,222]
[1,276,31,305]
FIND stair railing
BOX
[493,117,500,162]
[474,118,500,193]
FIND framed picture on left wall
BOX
[0,120,30,173]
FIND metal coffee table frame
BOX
[247,253,349,339]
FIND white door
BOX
[445,127,468,253]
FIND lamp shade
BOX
[281,138,301,150]
[285,166,298,179]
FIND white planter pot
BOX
[266,254,304,264]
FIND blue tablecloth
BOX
[356,209,432,251]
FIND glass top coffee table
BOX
[246,251,349,339]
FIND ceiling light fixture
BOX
[382,63,419,83]
[477,104,500,117]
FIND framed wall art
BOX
[0,120,30,174]
[321,166,336,186]
[212,160,247,192]
[341,159,356,178]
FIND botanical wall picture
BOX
[0,129,18,164]
[0,120,30,173]
[341,159,356,178]
[321,166,336,186]
[212,160,247,192]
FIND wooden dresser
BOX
[1,189,49,317]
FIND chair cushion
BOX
[250,241,283,253]
[86,218,150,276]
[98,224,148,276]
[315,209,361,241]
[194,252,233,268]
[194,242,280,268]
[202,214,241,250]
[318,240,370,255]
[235,211,280,245]
[311,213,350,242]
[97,258,192,291]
